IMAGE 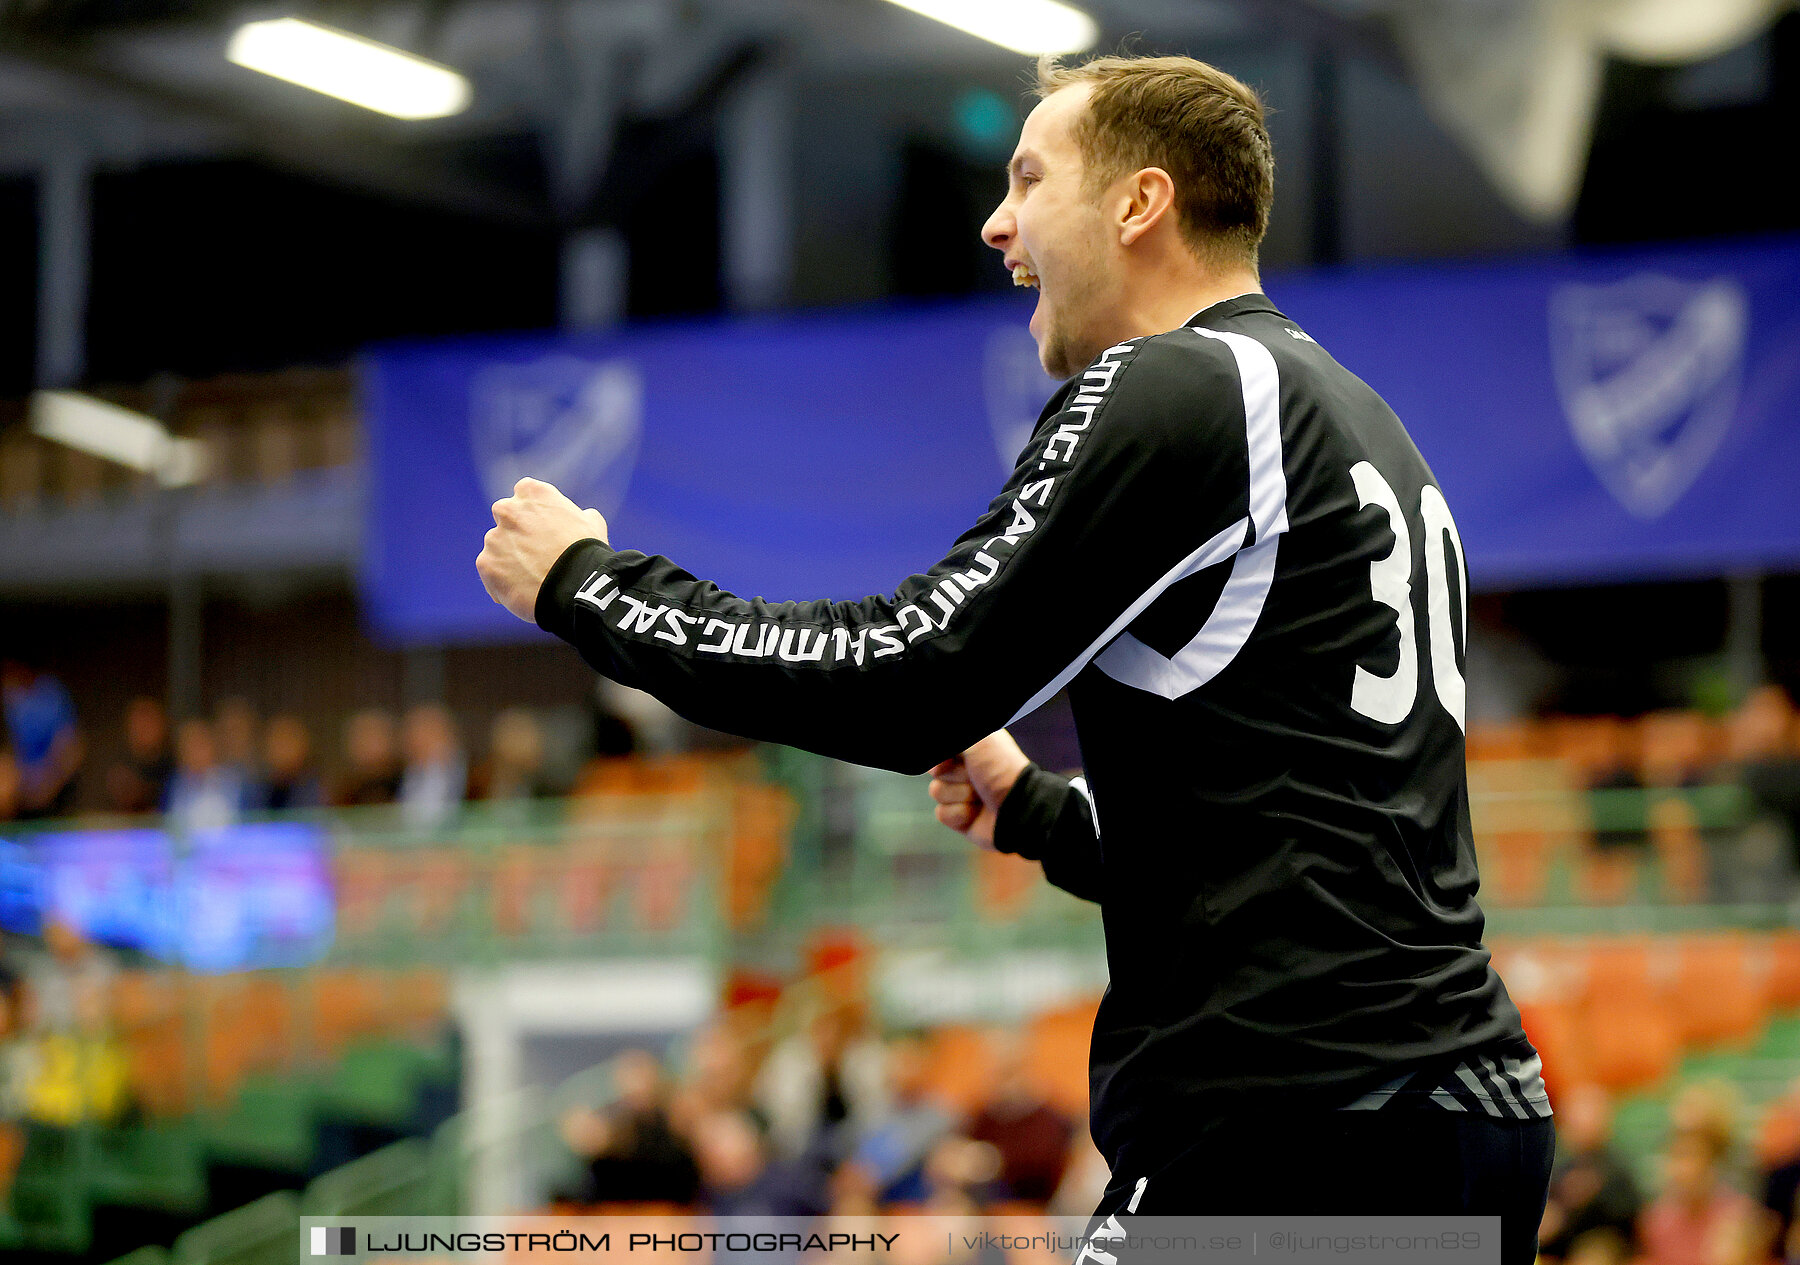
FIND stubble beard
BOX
[1037,286,1102,380]
[1034,246,1109,381]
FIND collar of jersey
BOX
[1181,292,1283,327]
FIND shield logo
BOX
[1549,273,1747,519]
[983,324,1049,470]
[469,355,643,516]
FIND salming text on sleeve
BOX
[536,330,1277,774]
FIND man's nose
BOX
[981,202,1013,252]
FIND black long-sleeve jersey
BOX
[536,293,1536,1174]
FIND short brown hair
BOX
[1035,54,1274,268]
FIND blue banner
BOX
[361,235,1800,643]
[0,823,335,971]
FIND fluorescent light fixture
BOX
[882,0,1099,55]
[227,17,471,120]
[29,391,208,487]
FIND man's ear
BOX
[1117,167,1176,247]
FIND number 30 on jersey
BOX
[1348,461,1468,732]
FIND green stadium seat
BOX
[317,1039,427,1127]
[1588,787,1652,835]
[2,1122,94,1253]
[1756,1015,1800,1059]
[171,1190,299,1265]
[200,1075,317,1172]
[90,1120,209,1215]
[104,1246,172,1265]
[301,1137,451,1217]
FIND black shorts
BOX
[1092,1110,1555,1265]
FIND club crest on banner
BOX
[469,355,643,514]
[984,324,1048,470]
[1549,273,1747,519]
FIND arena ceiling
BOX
[0,0,1396,223]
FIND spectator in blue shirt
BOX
[1,660,82,819]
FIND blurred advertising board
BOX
[0,822,335,970]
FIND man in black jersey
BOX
[478,52,1553,1261]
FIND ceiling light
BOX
[29,391,208,487]
[227,17,471,120]
[883,0,1099,56]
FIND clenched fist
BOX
[928,729,1031,849]
[477,477,610,622]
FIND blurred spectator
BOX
[1048,1132,1111,1216]
[103,695,174,814]
[482,708,556,802]
[1,961,29,1108]
[1538,1084,1644,1261]
[166,717,249,833]
[0,962,28,1200]
[399,703,467,830]
[1562,1227,1633,1265]
[262,714,324,810]
[337,708,401,806]
[757,1001,886,1161]
[964,1032,1075,1206]
[849,1031,953,1205]
[0,746,18,820]
[692,1108,818,1215]
[1756,1076,1800,1264]
[672,1020,766,1135]
[826,1157,881,1216]
[24,920,116,1036]
[23,955,130,1127]
[1639,1125,1773,1265]
[1,659,83,819]
[215,696,267,808]
[559,1047,699,1205]
[921,1135,1004,1213]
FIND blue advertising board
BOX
[0,823,335,971]
[362,235,1800,643]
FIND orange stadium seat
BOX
[1025,1000,1099,1120]
[1466,721,1536,763]
[1573,846,1642,904]
[1542,715,1632,779]
[307,969,388,1057]
[1576,937,1658,1008]
[1582,995,1681,1091]
[974,847,1041,917]
[388,967,450,1039]
[197,975,256,1105]
[1638,710,1723,787]
[1515,999,1589,1097]
[1769,931,1800,1008]
[725,783,794,931]
[1482,830,1552,905]
[925,1025,997,1115]
[113,970,194,1115]
[1667,933,1767,1047]
[1648,793,1708,903]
